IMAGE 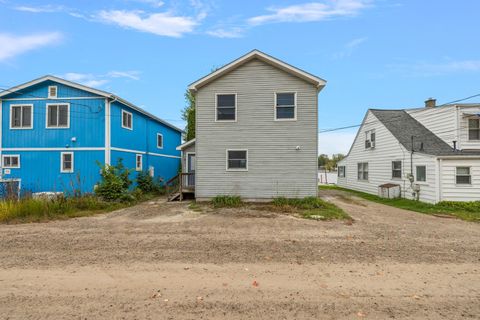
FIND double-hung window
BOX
[122,110,133,130]
[10,104,33,129]
[47,104,69,128]
[392,161,402,179]
[365,130,376,149]
[416,165,426,182]
[468,118,480,141]
[216,94,236,121]
[136,154,143,171]
[157,133,163,149]
[3,155,20,168]
[227,150,247,171]
[357,162,368,181]
[61,152,74,173]
[456,167,471,185]
[275,93,296,120]
[338,166,346,178]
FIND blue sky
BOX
[0,0,479,155]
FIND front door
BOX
[187,153,195,187]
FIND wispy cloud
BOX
[96,10,201,37]
[14,4,65,13]
[333,36,367,59]
[248,0,372,25]
[0,32,62,62]
[206,27,244,38]
[131,0,165,7]
[391,59,480,77]
[61,71,141,88]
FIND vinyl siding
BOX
[337,111,438,204]
[439,158,480,202]
[195,59,318,199]
[457,106,480,150]
[406,106,457,147]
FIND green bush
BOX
[272,196,350,220]
[136,171,163,193]
[94,159,132,202]
[211,195,243,208]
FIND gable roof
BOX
[0,75,183,133]
[176,138,195,151]
[370,109,480,156]
[188,49,326,92]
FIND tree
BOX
[318,153,346,171]
[318,154,329,167]
[182,90,195,141]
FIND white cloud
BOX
[248,0,371,25]
[318,131,356,156]
[0,32,62,62]
[96,10,200,37]
[333,36,367,59]
[14,5,65,13]
[61,71,141,88]
[133,0,165,7]
[391,59,480,77]
[207,27,244,38]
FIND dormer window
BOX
[48,86,57,99]
[365,129,376,149]
[468,118,480,141]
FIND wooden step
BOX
[168,192,181,202]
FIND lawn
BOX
[319,185,480,222]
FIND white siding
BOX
[337,111,438,203]
[457,106,480,150]
[195,59,318,200]
[439,158,480,202]
[406,106,457,146]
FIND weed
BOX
[211,195,243,208]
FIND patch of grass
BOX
[319,185,480,222]
[211,195,243,208]
[272,196,351,220]
[188,201,203,212]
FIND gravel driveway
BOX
[0,191,479,319]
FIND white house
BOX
[337,99,480,203]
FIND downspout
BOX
[105,96,117,166]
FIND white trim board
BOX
[111,147,181,159]
[2,147,104,151]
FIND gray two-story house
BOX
[175,50,326,201]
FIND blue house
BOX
[0,75,182,195]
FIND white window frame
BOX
[157,133,163,149]
[122,110,133,130]
[60,152,74,173]
[392,160,402,179]
[455,166,471,185]
[46,103,70,129]
[215,93,237,122]
[226,149,248,171]
[274,92,297,121]
[2,155,20,169]
[365,129,376,149]
[136,154,143,171]
[357,162,369,181]
[10,104,33,130]
[468,118,480,141]
[416,165,427,183]
[338,166,346,178]
[48,85,58,99]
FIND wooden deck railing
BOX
[166,173,195,201]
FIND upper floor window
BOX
[216,94,236,121]
[122,110,133,130]
[157,133,163,149]
[3,155,20,168]
[10,104,33,129]
[392,161,402,179]
[338,166,346,178]
[47,104,69,128]
[468,118,480,141]
[275,92,296,120]
[136,154,143,171]
[61,152,74,173]
[456,167,471,185]
[416,165,426,182]
[357,162,368,181]
[48,86,57,99]
[227,149,248,171]
[365,129,376,149]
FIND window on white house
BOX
[392,161,402,179]
[61,152,74,173]
[456,167,471,184]
[48,86,57,99]
[3,155,20,168]
[416,165,426,182]
[357,162,368,180]
[468,118,480,140]
[365,130,376,149]
[216,94,236,121]
[136,154,142,171]
[275,93,296,120]
[157,133,163,149]
[11,105,33,129]
[47,104,69,128]
[338,166,346,178]
[122,110,133,129]
[227,150,247,170]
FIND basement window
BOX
[456,167,471,185]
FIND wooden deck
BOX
[166,173,195,201]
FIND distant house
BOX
[0,75,182,195]
[174,50,326,201]
[337,99,480,203]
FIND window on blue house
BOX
[47,104,69,128]
[157,133,163,149]
[10,105,33,129]
[122,110,133,130]
[61,152,74,173]
[136,154,143,171]
[3,155,20,168]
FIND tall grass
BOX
[272,196,350,220]
[211,195,243,208]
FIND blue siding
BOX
[147,154,180,183]
[2,80,101,99]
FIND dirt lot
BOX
[1,189,479,319]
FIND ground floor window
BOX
[136,154,143,171]
[227,150,247,171]
[338,166,346,178]
[61,152,74,173]
[392,161,402,179]
[357,162,368,181]
[416,165,426,182]
[3,155,20,168]
[456,167,471,184]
